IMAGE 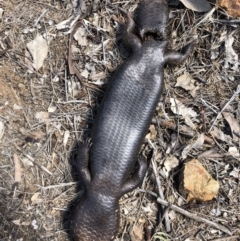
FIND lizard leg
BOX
[119,8,142,52]
[164,40,196,64]
[75,141,92,188]
[121,156,148,195]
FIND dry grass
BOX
[0,0,239,240]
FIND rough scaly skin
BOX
[71,1,195,240]
[135,0,169,40]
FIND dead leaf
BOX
[164,155,179,177]
[12,220,30,226]
[21,221,31,226]
[48,106,57,113]
[35,111,50,122]
[176,72,199,97]
[92,13,99,26]
[31,192,42,204]
[91,71,107,81]
[81,69,89,78]
[31,219,39,230]
[74,27,88,46]
[182,134,205,159]
[179,159,219,201]
[142,203,154,214]
[228,146,240,157]
[56,0,87,31]
[210,208,221,217]
[20,127,45,141]
[170,98,197,129]
[21,157,34,167]
[63,130,70,148]
[184,115,196,129]
[56,17,72,30]
[92,79,105,86]
[13,104,22,110]
[180,0,212,12]
[229,167,239,178]
[222,112,240,141]
[168,210,176,220]
[13,153,21,183]
[210,126,232,143]
[130,225,143,241]
[146,125,157,141]
[67,80,81,97]
[198,148,224,160]
[224,35,238,71]
[12,219,21,225]
[26,34,48,71]
[0,8,4,19]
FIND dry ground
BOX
[0,0,240,240]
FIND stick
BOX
[156,198,231,235]
[148,140,171,232]
[209,235,240,241]
[138,189,232,235]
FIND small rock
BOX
[217,0,240,18]
[179,159,219,201]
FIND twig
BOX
[65,67,68,102]
[138,189,232,235]
[193,7,216,29]
[209,85,240,132]
[57,100,88,104]
[156,198,232,235]
[148,140,171,232]
[215,19,240,24]
[172,97,180,153]
[209,235,240,241]
[13,144,52,175]
[37,182,76,190]
[102,35,106,65]
[34,9,48,27]
[201,98,219,114]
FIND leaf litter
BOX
[26,34,48,71]
[0,0,240,240]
